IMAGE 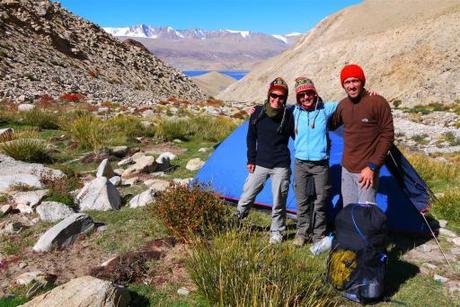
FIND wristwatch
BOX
[368,162,377,172]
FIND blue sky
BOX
[57,0,362,34]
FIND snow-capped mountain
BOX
[103,25,303,70]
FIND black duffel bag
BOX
[327,203,388,304]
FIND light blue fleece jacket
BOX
[292,100,338,161]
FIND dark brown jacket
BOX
[331,91,394,173]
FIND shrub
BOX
[407,152,459,183]
[441,132,460,146]
[64,114,111,151]
[187,230,336,306]
[155,118,192,141]
[0,138,51,163]
[189,116,238,142]
[152,183,230,240]
[60,93,84,102]
[411,133,429,145]
[107,114,154,141]
[21,109,60,129]
[392,99,402,109]
[434,190,460,224]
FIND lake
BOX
[183,71,248,80]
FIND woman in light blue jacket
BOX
[291,77,338,247]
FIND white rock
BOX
[439,228,457,238]
[16,271,54,286]
[96,159,114,178]
[438,220,448,228]
[156,152,177,163]
[142,109,155,117]
[109,176,122,186]
[36,201,74,222]
[122,155,156,177]
[452,238,460,247]
[434,274,449,283]
[0,128,14,140]
[144,179,170,192]
[185,158,205,171]
[17,103,35,112]
[0,174,43,193]
[0,154,64,180]
[117,157,133,167]
[113,168,124,176]
[198,147,209,153]
[122,177,139,186]
[129,188,156,208]
[177,287,190,296]
[32,213,95,252]
[1,204,12,216]
[16,203,34,214]
[76,177,121,211]
[173,178,193,186]
[20,275,130,307]
[11,189,48,208]
[109,146,128,158]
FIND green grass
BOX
[0,138,51,163]
[128,284,209,307]
[88,207,169,254]
[0,296,28,307]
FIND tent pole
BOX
[420,212,453,270]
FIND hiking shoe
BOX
[292,235,306,248]
[269,234,283,245]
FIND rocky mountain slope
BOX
[0,0,206,105]
[105,25,302,70]
[191,72,237,97]
[219,0,460,107]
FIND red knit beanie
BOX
[340,64,366,86]
[268,77,288,96]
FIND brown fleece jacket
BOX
[331,91,394,173]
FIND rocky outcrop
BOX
[0,0,206,105]
[76,177,121,211]
[32,213,95,252]
[36,201,75,222]
[219,0,460,107]
[20,275,130,307]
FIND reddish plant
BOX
[60,93,85,102]
[37,94,55,109]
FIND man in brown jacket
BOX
[331,64,394,206]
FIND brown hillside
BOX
[191,72,236,97]
[219,0,460,106]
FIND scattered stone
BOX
[173,139,183,143]
[20,276,131,307]
[113,168,124,176]
[17,103,35,112]
[156,152,177,163]
[0,128,14,140]
[0,204,12,216]
[122,177,140,186]
[419,244,433,253]
[96,159,115,178]
[173,178,193,186]
[11,189,49,209]
[450,247,460,255]
[109,146,129,158]
[18,262,27,269]
[16,203,34,214]
[185,158,205,171]
[0,174,42,193]
[439,228,457,238]
[76,177,121,211]
[177,287,190,296]
[109,176,122,186]
[198,147,209,153]
[434,274,449,283]
[96,225,107,232]
[3,221,24,234]
[142,109,154,117]
[121,155,156,177]
[129,188,156,208]
[150,171,166,177]
[117,157,133,167]
[16,271,56,286]
[33,213,95,252]
[0,155,64,180]
[438,220,448,228]
[452,238,460,247]
[36,201,75,222]
[144,179,170,192]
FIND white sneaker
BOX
[269,234,283,245]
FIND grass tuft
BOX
[0,138,51,163]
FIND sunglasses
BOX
[269,93,286,100]
[297,91,316,97]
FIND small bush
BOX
[152,183,230,240]
[441,132,460,146]
[434,190,460,224]
[21,109,61,129]
[108,114,154,141]
[392,99,402,108]
[64,114,111,151]
[187,230,336,306]
[189,116,238,142]
[60,92,84,102]
[411,133,429,145]
[407,152,459,183]
[155,118,192,141]
[0,138,51,163]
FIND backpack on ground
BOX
[327,203,388,304]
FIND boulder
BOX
[185,158,205,171]
[11,189,49,208]
[76,177,121,211]
[0,154,64,180]
[144,179,170,192]
[129,188,156,208]
[96,158,114,178]
[121,155,156,177]
[17,103,35,112]
[16,271,56,286]
[109,146,128,158]
[36,201,74,222]
[109,176,121,186]
[20,276,130,307]
[0,174,43,193]
[32,213,95,252]
[155,152,176,172]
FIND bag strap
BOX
[351,204,370,246]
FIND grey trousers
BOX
[236,165,291,236]
[294,159,330,241]
[341,166,379,207]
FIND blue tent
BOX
[195,121,433,235]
